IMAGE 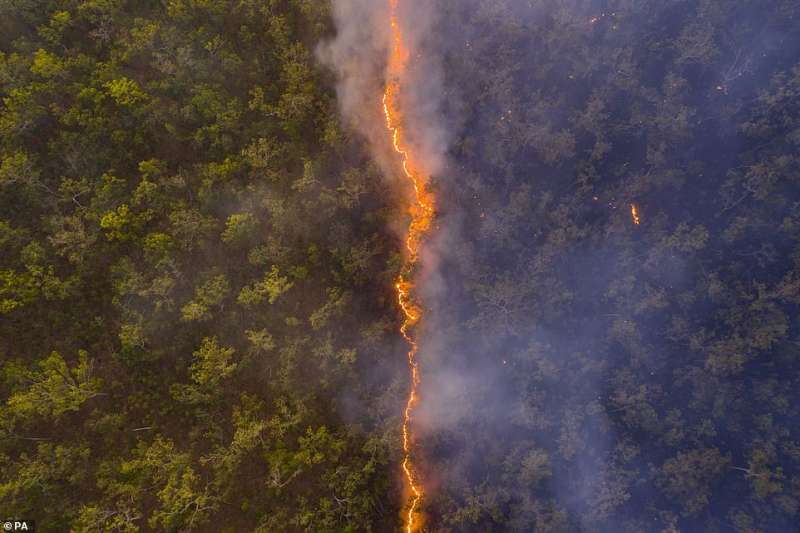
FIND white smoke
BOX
[317,0,450,179]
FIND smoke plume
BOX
[318,0,450,180]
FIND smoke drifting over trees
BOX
[412,1,800,531]
[321,1,800,531]
[319,0,450,180]
[2,0,800,532]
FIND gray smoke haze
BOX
[318,0,450,180]
[317,1,388,161]
[323,0,800,531]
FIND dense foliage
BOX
[1,1,406,531]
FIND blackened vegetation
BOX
[421,0,800,532]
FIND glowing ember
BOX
[382,1,435,531]
[630,203,641,225]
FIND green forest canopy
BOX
[1,1,405,531]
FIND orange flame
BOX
[630,203,641,225]
[383,1,435,531]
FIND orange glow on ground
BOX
[631,203,641,225]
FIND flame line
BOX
[383,1,434,531]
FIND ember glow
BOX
[383,1,435,531]
[631,203,641,225]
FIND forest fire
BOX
[630,203,641,225]
[383,0,435,531]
